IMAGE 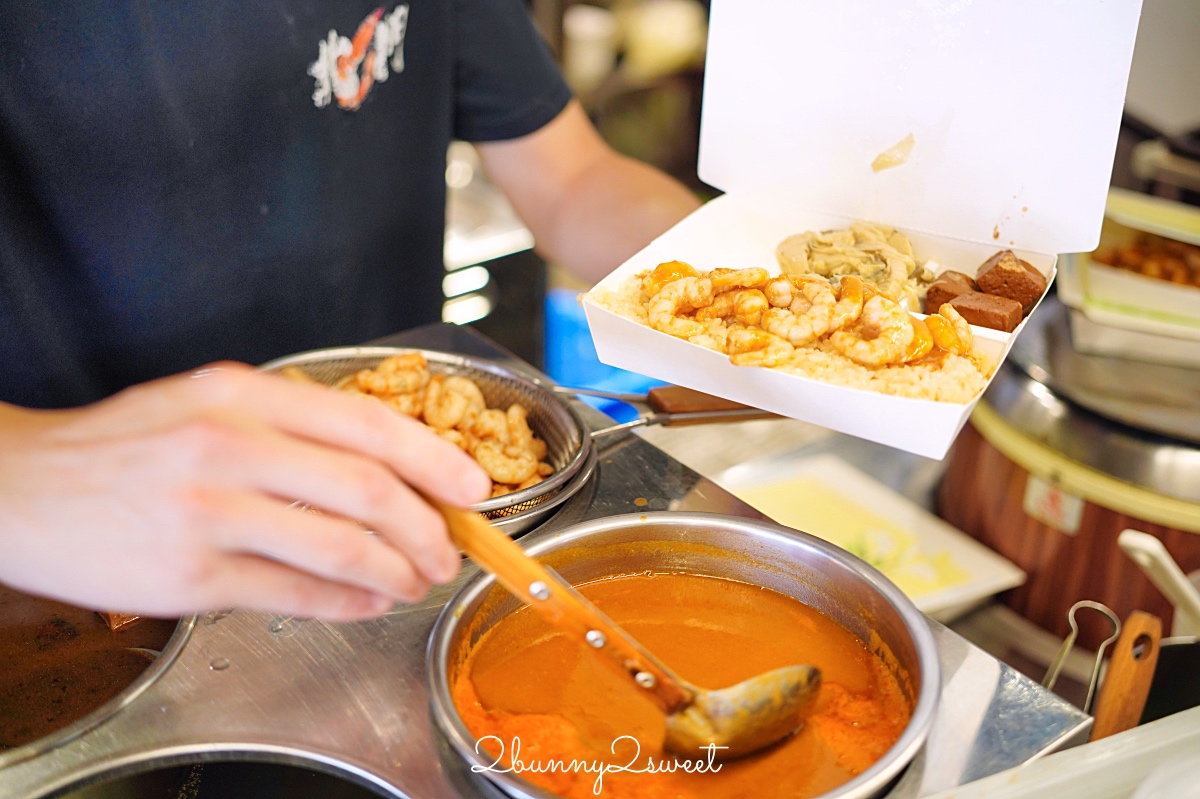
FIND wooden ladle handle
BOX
[438,503,693,713]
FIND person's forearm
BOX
[477,101,702,287]
[536,152,701,285]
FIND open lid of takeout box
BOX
[582,1,1146,459]
[697,0,1144,255]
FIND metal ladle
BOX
[438,503,822,760]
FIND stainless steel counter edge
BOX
[0,607,1091,799]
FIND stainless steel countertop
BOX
[0,324,1089,799]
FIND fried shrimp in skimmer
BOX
[474,440,539,485]
[443,375,485,412]
[280,355,555,497]
[423,375,472,430]
[354,352,430,395]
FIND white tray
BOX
[922,706,1200,799]
[1068,306,1200,369]
[715,453,1025,620]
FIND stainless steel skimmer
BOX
[260,347,778,536]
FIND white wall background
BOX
[1124,0,1200,136]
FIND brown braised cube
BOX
[939,270,979,288]
[925,273,978,312]
[976,250,1048,312]
[976,249,1021,275]
[947,292,1024,332]
[1018,259,1049,308]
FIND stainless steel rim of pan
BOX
[0,617,197,771]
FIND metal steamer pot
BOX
[937,299,1200,650]
[428,512,941,799]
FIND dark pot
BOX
[1141,636,1200,724]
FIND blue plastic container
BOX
[543,288,664,423]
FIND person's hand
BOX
[0,362,491,620]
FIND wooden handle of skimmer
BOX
[646,386,778,425]
[438,503,693,714]
[1090,610,1162,741]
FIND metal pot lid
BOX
[984,308,1200,503]
[1006,296,1200,446]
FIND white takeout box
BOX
[583,0,1144,459]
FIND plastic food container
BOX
[1068,306,1200,369]
[1057,188,1200,365]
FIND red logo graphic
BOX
[309,5,410,111]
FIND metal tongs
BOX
[1043,599,1165,740]
[1042,600,1122,714]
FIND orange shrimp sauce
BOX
[452,573,912,799]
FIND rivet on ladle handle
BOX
[437,502,694,714]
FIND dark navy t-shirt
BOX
[0,1,571,407]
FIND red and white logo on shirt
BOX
[308,5,410,111]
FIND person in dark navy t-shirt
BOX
[0,1,700,620]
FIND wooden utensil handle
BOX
[1090,610,1162,741]
[439,504,693,714]
[647,386,772,416]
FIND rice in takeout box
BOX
[582,0,1144,459]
